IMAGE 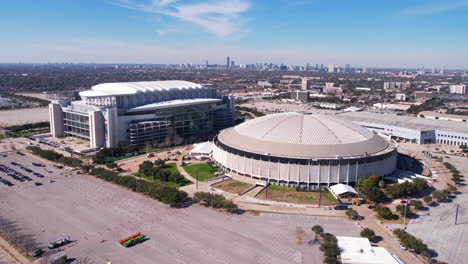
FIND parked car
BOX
[33,248,44,257]
[34,182,43,186]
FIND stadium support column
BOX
[103,107,119,148]
[346,162,350,185]
[88,110,105,148]
[49,103,64,138]
[328,162,331,186]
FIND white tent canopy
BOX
[190,141,214,155]
[330,184,359,196]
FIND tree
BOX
[410,200,423,209]
[396,204,412,217]
[447,184,457,193]
[378,180,385,188]
[312,225,324,240]
[360,228,375,240]
[431,190,445,202]
[320,235,339,264]
[345,209,359,220]
[368,174,379,187]
[373,205,393,219]
[423,195,432,206]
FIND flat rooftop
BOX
[336,111,468,134]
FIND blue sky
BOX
[1,0,467,68]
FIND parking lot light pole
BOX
[196,168,198,189]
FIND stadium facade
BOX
[213,113,397,188]
[49,81,235,148]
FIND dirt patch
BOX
[257,187,338,206]
[212,179,252,194]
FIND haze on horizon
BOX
[1,0,468,69]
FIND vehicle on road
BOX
[34,182,43,186]
[32,162,45,167]
[119,232,146,247]
[399,245,407,250]
[16,152,25,156]
[33,248,44,257]
[334,204,349,210]
[48,236,71,249]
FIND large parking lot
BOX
[0,153,361,264]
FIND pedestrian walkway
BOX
[243,185,266,198]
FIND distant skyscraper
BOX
[432,66,436,74]
[328,64,335,73]
[315,64,319,70]
[345,64,351,72]
[226,56,230,68]
[441,65,445,74]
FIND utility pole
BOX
[196,168,198,189]
[403,199,408,226]
[455,204,460,225]
[318,187,322,207]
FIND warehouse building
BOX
[337,111,468,146]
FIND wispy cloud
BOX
[109,0,250,37]
[399,0,468,15]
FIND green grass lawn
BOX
[161,163,179,174]
[0,134,5,140]
[182,163,217,181]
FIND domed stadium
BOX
[212,112,397,188]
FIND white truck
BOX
[48,236,71,249]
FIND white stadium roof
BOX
[79,81,205,97]
[127,98,221,113]
[234,112,374,145]
[217,112,393,159]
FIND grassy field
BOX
[257,186,339,205]
[182,163,217,181]
[0,133,5,139]
[212,179,251,194]
[162,163,179,174]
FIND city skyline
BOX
[1,0,468,68]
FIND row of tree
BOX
[89,167,187,206]
[92,145,141,164]
[138,161,184,184]
[393,228,428,253]
[443,162,464,185]
[26,146,82,166]
[193,192,237,213]
[4,121,50,132]
[385,178,428,199]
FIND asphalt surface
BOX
[407,155,468,264]
[0,153,361,264]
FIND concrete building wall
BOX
[49,103,64,137]
[88,111,105,148]
[213,145,397,188]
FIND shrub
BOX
[373,205,393,219]
[360,228,375,239]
